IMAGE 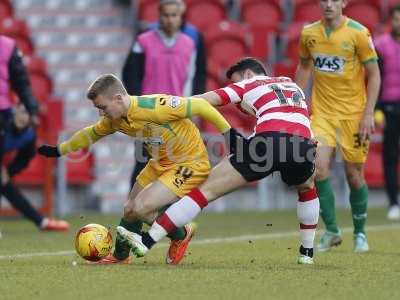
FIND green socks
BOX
[113,205,189,260]
[316,178,339,234]
[350,184,368,235]
[113,218,143,260]
[167,227,187,241]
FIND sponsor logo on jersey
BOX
[168,97,181,108]
[313,54,345,73]
[141,137,163,145]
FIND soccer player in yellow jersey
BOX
[38,74,232,264]
[295,0,381,252]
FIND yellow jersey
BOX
[59,94,231,167]
[299,17,378,119]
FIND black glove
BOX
[38,145,61,157]
[225,128,245,155]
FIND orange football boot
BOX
[41,219,70,232]
[166,223,196,265]
[89,253,132,265]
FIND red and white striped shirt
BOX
[214,75,312,139]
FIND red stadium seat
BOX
[283,21,307,61]
[205,21,250,69]
[207,75,220,91]
[273,61,298,79]
[241,0,282,30]
[344,3,381,33]
[248,24,276,60]
[186,0,226,32]
[29,72,53,102]
[0,0,13,18]
[66,150,95,185]
[0,18,33,55]
[364,141,384,188]
[294,1,321,23]
[206,57,229,91]
[13,155,47,185]
[0,18,29,38]
[24,56,48,74]
[137,0,158,22]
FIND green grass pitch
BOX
[1,208,400,300]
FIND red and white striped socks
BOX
[297,187,320,249]
[148,188,209,243]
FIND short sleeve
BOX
[213,83,244,105]
[356,29,378,64]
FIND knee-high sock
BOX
[316,178,339,233]
[145,188,208,247]
[158,205,187,241]
[350,184,368,235]
[297,187,320,249]
[114,218,143,259]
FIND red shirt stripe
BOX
[259,106,310,118]
[253,90,293,110]
[214,89,230,105]
[228,83,244,99]
[255,119,312,138]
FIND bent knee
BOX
[346,171,365,188]
[123,199,146,219]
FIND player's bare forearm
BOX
[193,91,223,106]
[359,61,381,141]
[294,58,312,91]
[364,61,381,115]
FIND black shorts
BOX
[229,132,316,186]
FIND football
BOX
[75,223,113,261]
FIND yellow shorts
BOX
[137,159,211,197]
[311,115,369,163]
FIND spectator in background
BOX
[1,103,69,231]
[122,0,206,189]
[0,35,39,198]
[375,5,400,221]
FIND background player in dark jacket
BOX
[1,103,69,231]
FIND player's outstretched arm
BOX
[38,126,105,158]
[193,91,223,106]
[190,97,230,133]
[190,98,243,154]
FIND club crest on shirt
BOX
[341,41,354,52]
[168,97,181,108]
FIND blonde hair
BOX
[86,74,128,100]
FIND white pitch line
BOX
[0,223,399,260]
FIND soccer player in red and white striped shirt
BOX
[117,57,320,264]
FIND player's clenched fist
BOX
[38,145,61,157]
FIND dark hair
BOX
[226,57,267,79]
[159,0,185,13]
[390,4,400,17]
